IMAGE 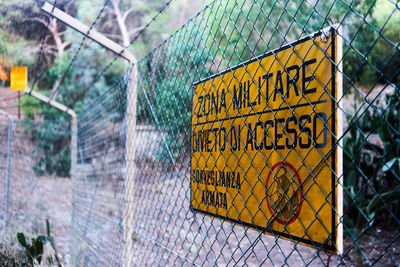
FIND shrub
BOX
[343,88,400,236]
[17,219,61,266]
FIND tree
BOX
[0,0,73,61]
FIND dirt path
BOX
[33,176,72,265]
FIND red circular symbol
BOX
[265,161,304,225]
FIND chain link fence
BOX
[0,109,72,264]
[72,78,127,266]
[73,0,399,265]
[0,110,13,232]
[0,110,49,263]
[0,110,38,234]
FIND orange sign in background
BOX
[10,66,27,91]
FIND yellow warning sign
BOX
[191,27,343,253]
[10,66,27,91]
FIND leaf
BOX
[362,150,374,165]
[48,236,55,247]
[382,158,400,172]
[33,238,43,259]
[367,212,375,227]
[28,245,37,259]
[46,219,51,236]
[17,233,28,248]
[367,188,400,214]
[38,235,47,244]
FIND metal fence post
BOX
[71,114,77,180]
[3,111,13,230]
[70,112,78,266]
[124,62,137,267]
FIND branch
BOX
[61,42,71,51]
[104,5,115,14]
[44,34,52,43]
[102,32,123,41]
[68,88,89,109]
[24,17,48,28]
[43,45,59,50]
[25,45,58,57]
[122,7,135,23]
[43,49,59,57]
[65,0,75,14]
[110,0,121,10]
[128,26,145,37]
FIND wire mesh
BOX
[0,111,13,232]
[73,78,127,266]
[73,0,400,265]
[0,114,51,264]
[0,111,72,264]
[0,112,38,234]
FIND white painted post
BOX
[70,114,77,181]
[124,62,137,267]
[335,25,344,255]
[5,115,12,229]
[0,110,13,232]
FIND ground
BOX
[0,176,71,266]
[34,176,72,264]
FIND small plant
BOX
[17,219,62,266]
[344,89,400,236]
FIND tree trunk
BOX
[112,0,130,48]
[48,18,67,98]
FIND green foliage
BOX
[0,34,7,56]
[32,116,71,177]
[137,24,212,164]
[344,89,400,236]
[108,78,127,123]
[19,93,72,177]
[21,35,125,177]
[17,219,61,266]
[47,41,123,111]
[207,0,326,67]
[0,0,43,38]
[371,0,400,87]
[151,77,191,161]
[18,94,41,121]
